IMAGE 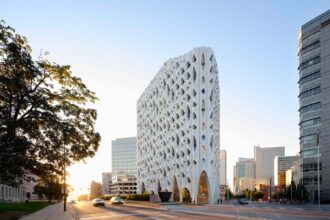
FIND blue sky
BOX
[2,0,330,191]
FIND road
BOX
[73,201,229,220]
[72,201,330,220]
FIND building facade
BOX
[111,137,137,195]
[23,176,47,200]
[274,156,299,187]
[0,184,26,202]
[254,146,285,185]
[137,47,220,204]
[111,174,137,195]
[233,158,255,194]
[220,150,227,186]
[220,150,227,200]
[298,10,330,203]
[286,159,301,187]
[89,181,102,200]
[102,172,112,195]
[233,165,237,195]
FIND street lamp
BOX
[317,130,320,206]
[63,145,67,212]
[291,177,293,202]
[227,181,229,202]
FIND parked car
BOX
[110,197,124,205]
[92,198,105,206]
[238,198,249,205]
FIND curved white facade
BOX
[137,47,220,204]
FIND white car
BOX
[110,197,124,205]
[92,198,105,206]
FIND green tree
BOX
[225,188,233,200]
[0,21,101,186]
[254,191,264,201]
[181,188,191,203]
[296,181,308,202]
[244,189,250,199]
[286,180,297,201]
[249,190,256,200]
[33,175,68,203]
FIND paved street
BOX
[72,201,330,220]
[73,201,229,220]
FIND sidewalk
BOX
[20,202,78,220]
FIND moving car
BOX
[238,198,249,205]
[110,197,124,205]
[92,198,105,206]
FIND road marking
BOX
[80,210,177,220]
[171,209,265,220]
[157,213,177,218]
[80,213,136,219]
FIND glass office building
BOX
[298,10,330,203]
[111,137,137,195]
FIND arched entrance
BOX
[156,179,162,193]
[172,176,180,202]
[197,171,209,203]
[141,182,146,193]
[181,187,192,203]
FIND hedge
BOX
[100,193,150,201]
[99,195,112,200]
[126,193,150,201]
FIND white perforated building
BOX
[137,47,220,204]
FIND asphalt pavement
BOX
[71,200,330,220]
[73,201,231,220]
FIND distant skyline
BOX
[1,0,330,192]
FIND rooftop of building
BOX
[137,46,215,103]
[238,157,254,162]
[302,9,330,28]
[254,145,285,150]
[275,155,299,160]
[112,137,137,143]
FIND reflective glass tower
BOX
[111,137,137,195]
[298,10,330,203]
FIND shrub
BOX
[100,195,112,200]
[181,188,191,203]
[126,193,150,201]
[120,195,127,200]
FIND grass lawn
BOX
[0,201,51,220]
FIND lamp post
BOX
[227,181,229,202]
[291,178,293,202]
[317,130,320,206]
[63,146,67,212]
[269,178,271,202]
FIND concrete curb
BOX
[122,201,161,208]
[171,209,266,220]
[69,203,80,220]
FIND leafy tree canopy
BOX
[33,174,72,203]
[0,21,101,186]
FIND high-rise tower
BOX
[298,10,330,203]
[137,47,220,204]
